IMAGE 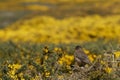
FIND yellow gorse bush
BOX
[0,15,120,43]
[7,64,22,79]
[58,54,74,66]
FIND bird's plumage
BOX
[74,45,90,67]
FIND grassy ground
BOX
[0,40,120,79]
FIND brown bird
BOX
[74,45,91,67]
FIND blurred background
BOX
[0,0,120,43]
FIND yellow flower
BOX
[88,55,94,62]
[54,47,59,51]
[93,54,97,58]
[13,64,21,69]
[45,71,50,77]
[104,67,112,74]
[58,75,64,79]
[58,54,74,65]
[114,51,120,58]
[58,60,63,65]
[43,46,49,53]
[43,49,48,53]
[54,47,62,52]
[100,60,106,65]
[44,55,48,60]
[8,63,21,69]
[18,73,24,79]
[83,48,90,55]
[35,58,41,64]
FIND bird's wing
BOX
[77,51,90,64]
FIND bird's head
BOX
[75,45,82,50]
